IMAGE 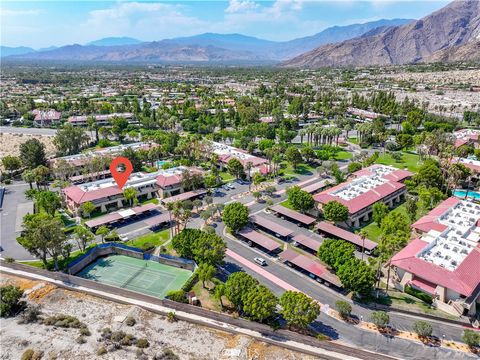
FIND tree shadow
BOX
[311,320,339,340]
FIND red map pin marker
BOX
[110,156,133,190]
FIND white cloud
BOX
[79,2,208,42]
[1,8,42,16]
[225,0,259,14]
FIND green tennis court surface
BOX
[76,255,193,298]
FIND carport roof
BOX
[269,205,316,225]
[250,215,293,237]
[238,228,281,252]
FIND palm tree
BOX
[22,170,35,190]
[358,229,369,261]
[123,187,138,207]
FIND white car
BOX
[119,234,128,242]
[254,257,267,266]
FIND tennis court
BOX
[76,255,193,298]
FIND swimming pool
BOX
[157,160,169,168]
[453,189,480,200]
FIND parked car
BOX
[119,234,128,242]
[254,257,267,266]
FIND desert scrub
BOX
[96,346,107,356]
[153,349,180,360]
[136,338,149,348]
[43,314,85,329]
[20,349,34,360]
[125,316,136,326]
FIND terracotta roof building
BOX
[391,197,480,317]
[209,141,269,175]
[314,164,412,227]
[63,166,202,216]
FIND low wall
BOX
[67,243,195,275]
[145,253,196,272]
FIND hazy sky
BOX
[1,0,450,48]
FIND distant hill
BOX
[283,0,480,68]
[1,46,35,57]
[87,37,143,47]
[4,18,417,62]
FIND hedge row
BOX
[405,286,433,305]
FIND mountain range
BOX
[1,18,412,62]
[283,0,480,68]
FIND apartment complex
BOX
[67,112,135,126]
[31,109,62,126]
[49,142,157,176]
[314,165,412,227]
[209,141,270,175]
[63,166,201,215]
[391,197,480,316]
[453,128,480,148]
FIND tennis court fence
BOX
[67,243,196,274]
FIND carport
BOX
[250,215,293,240]
[237,227,281,253]
[292,234,322,254]
[269,205,316,227]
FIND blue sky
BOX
[1,1,450,48]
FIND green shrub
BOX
[166,290,188,303]
[43,314,85,328]
[125,316,136,327]
[21,349,34,360]
[79,327,91,336]
[463,329,480,348]
[335,300,352,319]
[405,286,433,304]
[181,272,198,292]
[167,312,176,322]
[140,242,155,252]
[136,338,149,348]
[76,336,86,344]
[370,311,389,329]
[153,349,179,360]
[0,285,25,317]
[96,346,107,356]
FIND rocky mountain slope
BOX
[5,19,412,62]
[283,0,480,68]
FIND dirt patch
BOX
[0,133,56,160]
[0,273,315,360]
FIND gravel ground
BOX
[0,274,316,360]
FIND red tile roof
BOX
[314,180,405,215]
[412,197,460,233]
[391,238,480,297]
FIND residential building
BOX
[67,112,135,126]
[346,107,387,122]
[390,197,480,317]
[31,109,61,126]
[62,166,202,215]
[453,129,480,148]
[209,141,270,175]
[314,165,412,227]
[49,142,157,177]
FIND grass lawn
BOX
[334,151,353,161]
[125,229,170,248]
[348,137,358,144]
[219,171,234,183]
[279,199,295,210]
[191,280,223,312]
[360,203,409,242]
[139,197,160,205]
[283,162,315,176]
[374,284,460,320]
[376,151,422,173]
[21,244,97,270]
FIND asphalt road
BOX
[0,126,58,136]
[215,220,475,359]
[0,181,35,260]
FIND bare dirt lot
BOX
[0,133,56,159]
[0,274,316,360]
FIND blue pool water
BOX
[157,160,168,168]
[453,189,480,200]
